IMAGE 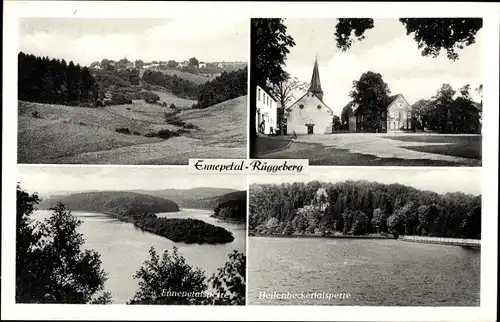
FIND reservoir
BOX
[34,208,246,304]
[248,236,480,306]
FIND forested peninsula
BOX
[39,191,235,244]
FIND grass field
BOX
[18,94,247,164]
[386,135,482,159]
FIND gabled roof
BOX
[286,91,334,114]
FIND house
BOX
[348,94,412,132]
[285,57,335,135]
[199,62,207,68]
[177,61,189,68]
[256,85,279,135]
[217,62,224,69]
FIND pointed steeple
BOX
[309,56,324,101]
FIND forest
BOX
[129,213,235,244]
[192,67,248,109]
[249,180,481,239]
[142,70,201,99]
[38,191,180,216]
[211,191,247,222]
[18,52,100,106]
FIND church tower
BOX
[308,57,324,101]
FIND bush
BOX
[162,102,167,107]
[169,103,176,109]
[183,122,196,129]
[31,111,41,118]
[111,93,133,105]
[115,127,131,135]
[157,129,180,139]
[132,131,141,136]
[144,132,158,138]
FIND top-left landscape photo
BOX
[17,18,248,165]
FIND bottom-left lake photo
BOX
[16,166,247,305]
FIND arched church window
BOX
[317,105,322,109]
[299,104,304,109]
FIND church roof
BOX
[308,57,323,97]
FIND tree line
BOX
[211,191,247,222]
[142,70,201,99]
[18,52,100,107]
[340,71,482,134]
[249,180,481,239]
[17,185,246,304]
[192,67,248,109]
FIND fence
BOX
[401,235,481,246]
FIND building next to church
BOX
[256,85,279,135]
[285,58,335,135]
[348,94,413,132]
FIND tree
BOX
[349,71,391,132]
[417,205,430,235]
[265,217,280,234]
[411,99,433,130]
[341,101,355,130]
[189,57,199,68]
[332,115,342,132]
[129,246,207,305]
[134,60,144,69]
[371,208,386,233]
[336,18,483,61]
[269,73,308,134]
[431,83,456,133]
[251,19,295,154]
[167,60,178,68]
[208,250,246,305]
[16,185,110,304]
[461,201,481,239]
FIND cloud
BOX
[19,18,248,65]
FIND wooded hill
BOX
[249,180,481,239]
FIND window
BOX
[258,88,261,101]
[317,105,322,109]
[407,112,412,119]
[299,104,304,109]
[394,111,399,118]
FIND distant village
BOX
[89,57,246,74]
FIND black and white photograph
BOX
[248,167,481,306]
[250,18,483,166]
[18,18,248,165]
[16,166,246,305]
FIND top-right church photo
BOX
[250,18,483,166]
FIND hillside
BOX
[136,188,244,210]
[38,191,180,215]
[18,95,246,164]
[180,95,247,148]
[139,68,210,85]
[211,190,247,222]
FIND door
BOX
[307,125,314,134]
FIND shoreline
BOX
[249,232,393,240]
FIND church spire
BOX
[309,56,324,101]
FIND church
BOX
[285,58,335,135]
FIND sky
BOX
[18,166,247,197]
[19,18,248,66]
[283,18,483,115]
[250,167,482,196]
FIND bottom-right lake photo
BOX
[248,167,481,306]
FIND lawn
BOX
[254,136,292,155]
[386,135,482,160]
[259,141,463,166]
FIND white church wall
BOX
[287,93,334,135]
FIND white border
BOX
[3,1,499,321]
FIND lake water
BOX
[248,236,480,306]
[34,208,246,304]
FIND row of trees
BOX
[339,71,482,133]
[193,68,248,109]
[411,83,482,133]
[18,52,100,106]
[17,186,246,304]
[249,180,481,239]
[142,70,201,99]
[212,194,247,222]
